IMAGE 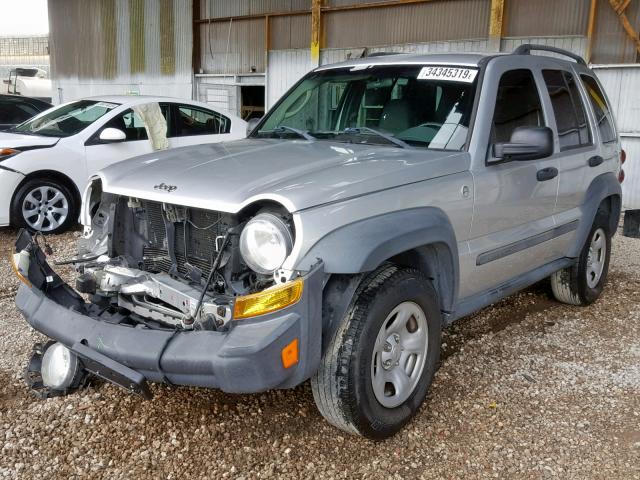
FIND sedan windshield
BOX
[13,100,119,137]
[255,65,478,150]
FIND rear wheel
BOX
[11,178,77,234]
[311,265,441,439]
[551,210,611,305]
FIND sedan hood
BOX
[99,138,470,213]
[0,131,59,149]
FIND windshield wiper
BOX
[341,127,411,149]
[264,125,316,141]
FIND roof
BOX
[315,52,492,71]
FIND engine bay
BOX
[72,185,295,331]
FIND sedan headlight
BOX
[239,213,293,274]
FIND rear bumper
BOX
[0,168,23,226]
[16,263,324,394]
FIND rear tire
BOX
[11,178,77,234]
[551,210,611,305]
[311,265,441,439]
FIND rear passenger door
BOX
[539,68,595,236]
[173,104,234,147]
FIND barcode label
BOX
[417,66,478,83]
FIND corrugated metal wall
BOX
[48,0,192,103]
[323,0,490,48]
[592,65,640,209]
[199,0,310,18]
[504,0,590,37]
[591,1,640,63]
[199,19,265,74]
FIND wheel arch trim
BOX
[567,172,621,258]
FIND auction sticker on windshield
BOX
[417,66,478,83]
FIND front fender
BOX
[296,207,459,311]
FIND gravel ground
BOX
[0,226,639,479]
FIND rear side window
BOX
[542,70,591,150]
[177,106,230,136]
[491,69,545,144]
[581,75,617,143]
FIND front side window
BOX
[101,104,170,141]
[581,75,617,144]
[255,65,478,151]
[542,70,591,150]
[491,69,544,144]
[177,106,230,136]
[13,100,118,137]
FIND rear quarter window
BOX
[580,75,617,144]
[542,70,591,151]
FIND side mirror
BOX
[99,127,126,143]
[246,117,262,136]
[492,126,553,161]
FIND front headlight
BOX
[239,213,293,274]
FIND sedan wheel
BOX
[21,185,70,232]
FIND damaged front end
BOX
[13,179,323,398]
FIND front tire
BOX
[311,265,441,439]
[11,178,77,234]
[551,210,611,305]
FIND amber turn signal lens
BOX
[281,338,299,369]
[233,278,304,320]
[0,148,20,156]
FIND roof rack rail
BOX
[365,51,401,57]
[512,44,586,66]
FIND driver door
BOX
[461,65,561,300]
[85,103,173,174]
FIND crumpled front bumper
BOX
[15,255,324,394]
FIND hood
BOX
[0,131,59,149]
[99,138,470,213]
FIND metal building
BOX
[47,0,640,208]
[0,35,50,80]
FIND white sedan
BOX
[0,95,246,233]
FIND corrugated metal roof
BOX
[323,0,490,49]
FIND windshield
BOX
[13,100,119,137]
[255,65,478,150]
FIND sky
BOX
[0,0,49,36]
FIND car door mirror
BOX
[246,117,262,136]
[99,127,127,143]
[492,126,553,162]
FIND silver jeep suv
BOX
[14,45,623,439]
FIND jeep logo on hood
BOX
[154,183,177,193]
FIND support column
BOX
[489,0,505,52]
[311,0,322,67]
[585,0,598,63]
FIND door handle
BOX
[588,155,604,167]
[536,167,558,182]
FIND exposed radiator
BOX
[140,200,229,278]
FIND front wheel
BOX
[311,266,441,439]
[550,211,612,305]
[11,179,77,234]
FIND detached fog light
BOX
[41,342,80,390]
